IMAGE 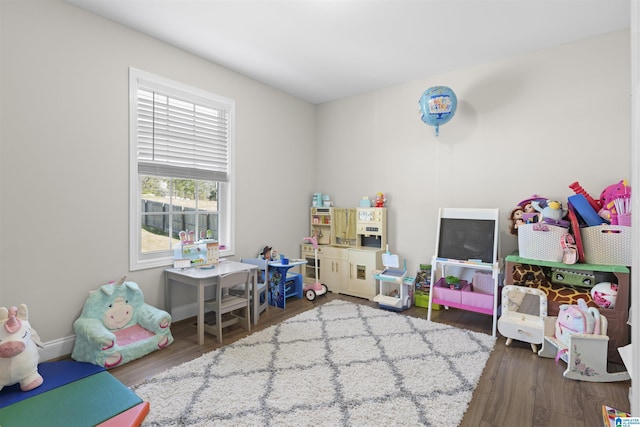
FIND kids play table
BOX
[165,260,258,345]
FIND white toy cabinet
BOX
[319,246,383,300]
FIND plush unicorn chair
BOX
[71,276,173,368]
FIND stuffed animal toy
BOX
[531,199,567,225]
[259,245,273,261]
[599,179,631,221]
[508,196,548,235]
[555,298,601,347]
[508,207,525,235]
[72,276,173,368]
[0,304,44,391]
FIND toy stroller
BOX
[302,236,328,301]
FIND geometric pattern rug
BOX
[133,300,496,426]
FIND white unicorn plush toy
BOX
[0,304,44,391]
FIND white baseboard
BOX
[37,303,196,362]
[170,302,199,323]
[39,335,76,362]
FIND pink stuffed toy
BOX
[555,298,601,347]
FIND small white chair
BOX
[231,258,269,323]
[203,270,251,343]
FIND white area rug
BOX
[133,300,496,426]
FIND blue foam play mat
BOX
[0,360,104,409]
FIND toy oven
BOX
[301,244,319,284]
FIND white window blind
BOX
[134,73,231,182]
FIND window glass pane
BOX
[198,212,219,240]
[197,180,218,212]
[140,176,173,253]
[175,212,198,242]
[141,176,169,203]
[141,214,177,253]
[139,175,219,253]
[196,181,219,241]
[172,178,195,202]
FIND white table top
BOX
[268,259,307,268]
[165,260,257,278]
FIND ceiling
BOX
[67,0,630,104]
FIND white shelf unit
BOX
[310,207,332,246]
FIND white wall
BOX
[0,0,632,361]
[317,29,630,274]
[0,0,315,358]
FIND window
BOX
[129,68,235,270]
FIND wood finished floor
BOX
[108,292,631,426]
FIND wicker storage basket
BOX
[517,223,568,262]
[581,224,632,266]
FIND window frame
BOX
[129,68,235,271]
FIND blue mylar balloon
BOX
[419,86,457,136]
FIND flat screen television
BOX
[435,208,500,264]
